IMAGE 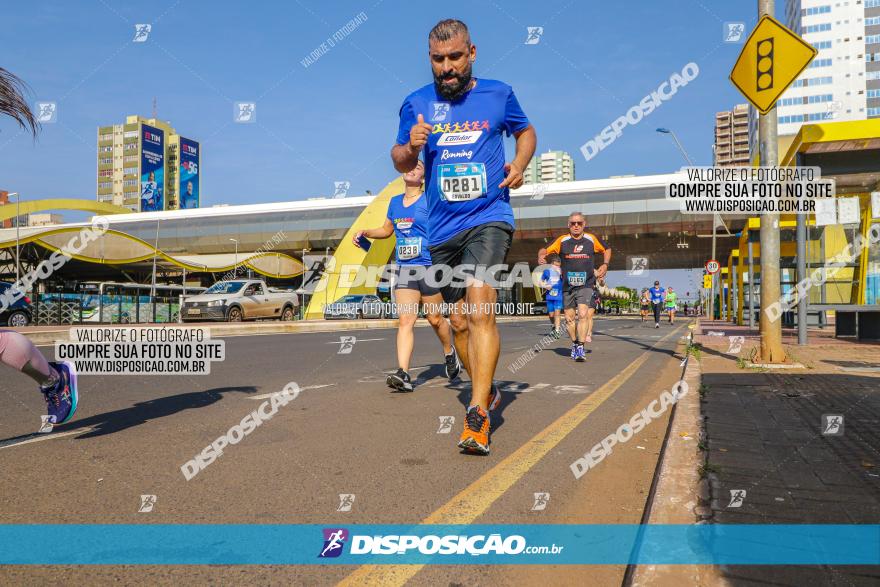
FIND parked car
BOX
[323,294,386,320]
[181,279,299,322]
[0,282,33,327]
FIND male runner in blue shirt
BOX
[391,19,537,455]
[648,280,666,329]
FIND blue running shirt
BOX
[386,193,432,266]
[541,268,562,301]
[649,286,666,304]
[396,79,530,246]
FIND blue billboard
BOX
[140,124,165,212]
[178,137,200,209]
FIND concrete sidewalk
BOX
[694,320,880,585]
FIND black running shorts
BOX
[394,265,440,297]
[564,286,596,310]
[427,221,514,304]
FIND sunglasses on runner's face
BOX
[569,221,584,226]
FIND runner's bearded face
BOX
[430,36,474,101]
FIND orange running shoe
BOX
[458,405,491,455]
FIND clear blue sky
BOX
[1,0,760,205]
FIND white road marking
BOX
[0,428,90,450]
[247,384,336,400]
[325,338,384,344]
[383,366,430,373]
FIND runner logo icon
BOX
[822,414,844,436]
[727,489,746,508]
[437,416,455,433]
[138,494,157,513]
[337,494,355,512]
[531,492,550,511]
[430,102,450,122]
[319,528,349,558]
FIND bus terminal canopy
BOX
[0,226,304,279]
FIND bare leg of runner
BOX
[449,307,470,374]
[585,307,595,340]
[0,330,58,387]
[393,288,421,372]
[449,283,498,410]
[577,305,589,342]
[564,307,577,341]
[422,292,453,355]
[0,330,78,424]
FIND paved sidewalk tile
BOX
[696,321,880,586]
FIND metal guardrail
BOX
[32,293,181,325]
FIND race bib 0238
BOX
[437,163,487,202]
[396,237,422,261]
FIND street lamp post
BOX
[757,0,784,363]
[324,245,330,312]
[150,218,161,322]
[229,238,239,278]
[301,247,310,319]
[10,192,20,284]
[657,127,719,321]
[656,128,694,166]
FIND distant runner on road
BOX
[540,254,563,338]
[665,286,678,325]
[648,280,666,328]
[538,212,611,362]
[640,289,651,323]
[390,18,537,455]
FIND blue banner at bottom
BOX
[0,525,878,565]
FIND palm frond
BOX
[0,67,39,137]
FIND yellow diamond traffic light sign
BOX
[729,15,818,114]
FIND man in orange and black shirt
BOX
[537,212,611,362]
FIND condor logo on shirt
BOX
[437,131,482,146]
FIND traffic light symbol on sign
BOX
[757,38,774,92]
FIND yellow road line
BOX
[338,325,684,586]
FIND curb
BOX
[628,330,726,587]
[18,315,547,345]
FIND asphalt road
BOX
[0,316,690,586]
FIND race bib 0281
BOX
[437,163,487,202]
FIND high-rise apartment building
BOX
[97,116,200,212]
[714,104,751,166]
[522,150,576,184]
[776,0,878,136]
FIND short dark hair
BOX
[429,19,471,47]
[547,253,560,264]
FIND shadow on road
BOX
[62,385,259,439]
[453,380,522,433]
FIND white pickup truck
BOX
[181,279,299,322]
